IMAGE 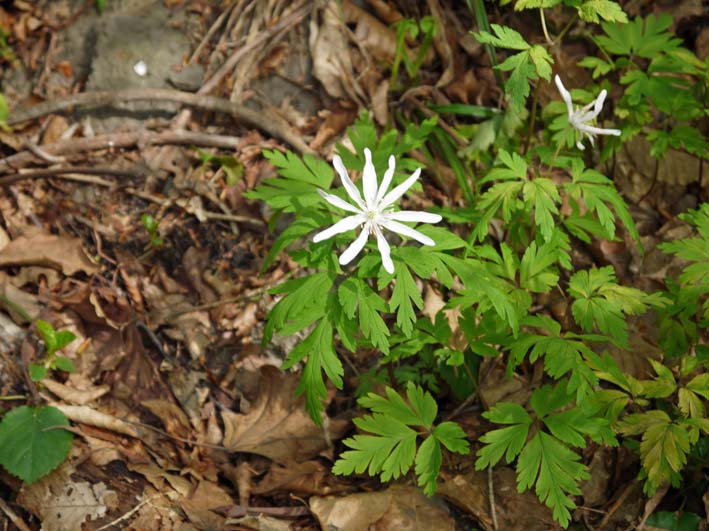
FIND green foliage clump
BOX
[251,4,708,527]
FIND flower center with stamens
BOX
[366,210,378,220]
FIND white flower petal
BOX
[576,140,586,150]
[374,226,394,274]
[585,89,608,121]
[577,123,621,137]
[554,75,574,119]
[386,210,442,224]
[339,222,371,265]
[317,189,362,214]
[333,155,365,210]
[362,148,378,209]
[313,214,365,243]
[375,155,396,204]
[381,219,435,246]
[380,168,421,210]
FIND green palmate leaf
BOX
[282,318,343,423]
[471,26,552,113]
[513,0,560,9]
[476,402,531,467]
[359,385,435,427]
[619,411,692,494]
[264,272,334,344]
[338,277,390,353]
[472,24,530,50]
[522,178,560,242]
[245,149,333,213]
[596,14,681,59]
[577,0,627,23]
[567,266,657,345]
[0,406,73,483]
[506,317,601,400]
[334,385,469,494]
[333,414,417,481]
[565,159,642,249]
[415,435,443,495]
[516,432,589,528]
[434,421,470,454]
[578,56,613,78]
[519,242,560,292]
[390,263,423,337]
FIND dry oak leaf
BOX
[221,366,349,463]
[0,232,99,275]
[310,484,455,531]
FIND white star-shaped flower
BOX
[313,148,442,274]
[554,74,621,150]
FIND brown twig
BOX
[0,130,246,173]
[8,88,313,154]
[0,166,145,187]
[172,0,310,131]
[0,498,31,531]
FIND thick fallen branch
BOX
[0,130,245,173]
[8,88,313,154]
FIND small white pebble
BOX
[133,60,148,77]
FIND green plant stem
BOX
[0,395,27,401]
[555,14,578,43]
[523,82,540,155]
[540,9,553,45]
[469,0,504,88]
[539,7,554,46]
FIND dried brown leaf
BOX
[310,484,455,531]
[439,468,558,531]
[17,462,118,531]
[221,366,349,463]
[0,232,99,276]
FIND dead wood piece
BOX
[8,88,313,154]
[0,130,245,174]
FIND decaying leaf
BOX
[17,462,118,531]
[309,0,365,102]
[310,484,455,531]
[0,231,99,276]
[438,468,557,531]
[221,366,349,463]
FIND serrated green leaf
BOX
[434,421,470,454]
[577,0,628,23]
[686,373,709,399]
[517,432,589,528]
[333,414,417,480]
[283,318,343,423]
[476,403,531,467]
[390,263,422,337]
[522,178,560,242]
[415,435,442,495]
[472,24,530,50]
[0,406,73,483]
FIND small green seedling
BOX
[197,148,244,186]
[141,213,164,247]
[95,0,107,13]
[390,17,438,88]
[30,320,77,382]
